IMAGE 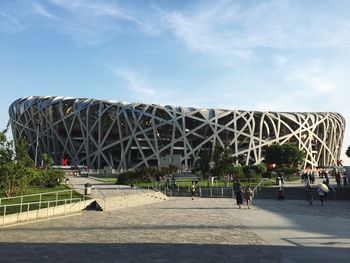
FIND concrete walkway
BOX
[0,197,349,262]
[67,176,139,197]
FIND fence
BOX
[0,189,89,226]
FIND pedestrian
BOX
[235,186,244,209]
[277,187,285,200]
[306,184,314,205]
[317,185,326,206]
[190,181,196,200]
[323,179,328,200]
[335,172,341,188]
[245,186,254,209]
[233,180,241,197]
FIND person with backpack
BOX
[317,185,326,206]
[245,186,254,209]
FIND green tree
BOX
[196,144,236,179]
[41,153,54,169]
[346,146,350,158]
[264,144,283,165]
[264,143,305,167]
[228,165,244,179]
[0,125,32,196]
[193,149,212,179]
[251,164,267,176]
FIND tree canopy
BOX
[346,146,350,158]
[0,124,33,196]
[264,143,305,167]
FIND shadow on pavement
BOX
[1,242,350,263]
[1,243,279,263]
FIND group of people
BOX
[190,180,254,209]
[301,171,316,184]
[233,181,254,209]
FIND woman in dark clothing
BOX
[236,186,244,209]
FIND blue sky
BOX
[1,0,350,163]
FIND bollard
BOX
[210,187,212,198]
[199,187,202,198]
[221,187,224,198]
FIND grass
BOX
[0,185,84,216]
[89,175,278,188]
[134,178,275,189]
[89,177,117,183]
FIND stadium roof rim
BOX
[10,96,345,118]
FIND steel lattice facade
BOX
[9,96,345,170]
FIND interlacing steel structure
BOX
[9,96,345,170]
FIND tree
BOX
[193,144,236,179]
[346,146,350,158]
[264,143,305,168]
[192,149,212,179]
[41,153,54,169]
[251,164,267,176]
[0,125,32,196]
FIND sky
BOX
[1,0,350,164]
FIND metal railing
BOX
[253,179,265,196]
[0,197,82,226]
[0,189,91,226]
[0,189,76,207]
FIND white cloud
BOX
[112,68,156,97]
[0,11,23,33]
[163,9,252,61]
[47,0,159,44]
[32,2,56,19]
[160,0,350,64]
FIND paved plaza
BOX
[0,197,349,262]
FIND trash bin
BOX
[85,183,92,195]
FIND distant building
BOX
[9,96,345,170]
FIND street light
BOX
[34,117,42,167]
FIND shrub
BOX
[229,165,244,179]
[116,166,179,185]
[251,164,267,176]
[29,169,64,187]
[262,171,277,179]
[275,167,299,176]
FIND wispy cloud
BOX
[32,2,56,19]
[161,0,350,63]
[112,68,156,98]
[0,11,23,33]
[47,0,158,44]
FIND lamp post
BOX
[34,118,42,167]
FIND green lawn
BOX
[89,177,117,183]
[0,185,85,216]
[90,176,277,188]
[134,178,275,189]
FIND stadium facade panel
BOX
[9,96,345,170]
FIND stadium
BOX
[9,96,345,170]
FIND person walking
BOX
[306,184,314,205]
[317,185,326,206]
[190,181,196,200]
[335,172,341,188]
[235,186,244,209]
[245,186,254,209]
